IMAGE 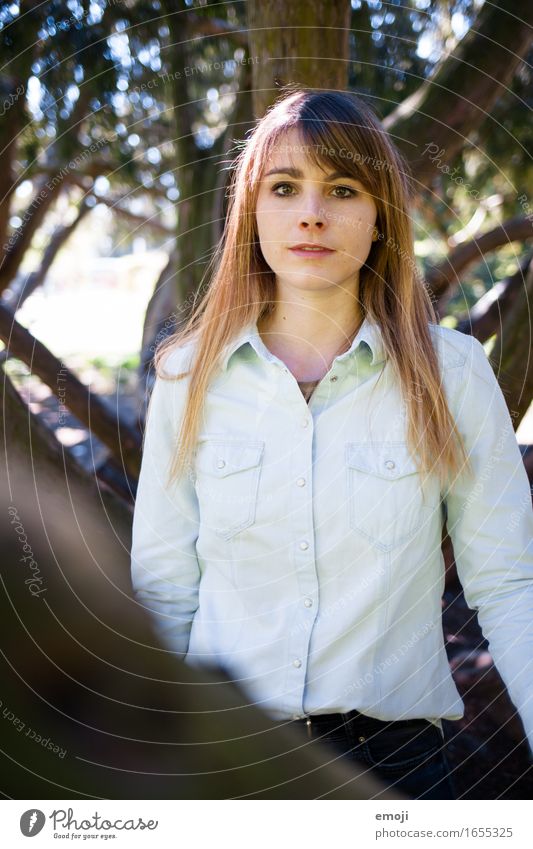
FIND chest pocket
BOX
[345,442,431,551]
[194,439,264,540]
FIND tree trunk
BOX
[0,441,401,799]
[489,257,533,425]
[247,0,352,117]
[140,8,257,374]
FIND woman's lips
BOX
[289,247,335,258]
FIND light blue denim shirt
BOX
[130,317,533,752]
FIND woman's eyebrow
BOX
[263,167,360,182]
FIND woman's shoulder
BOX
[428,323,500,400]
[156,338,197,378]
[428,322,481,371]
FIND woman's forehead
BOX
[259,129,369,185]
[265,127,322,166]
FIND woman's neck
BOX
[257,309,363,382]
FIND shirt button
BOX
[304,597,313,607]
[358,735,366,743]
[293,659,302,668]
[385,460,395,470]
[216,459,226,469]
[330,375,338,382]
[301,418,310,428]
[296,477,306,487]
[299,540,309,550]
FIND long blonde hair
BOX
[154,86,471,490]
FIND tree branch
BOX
[454,252,533,342]
[0,303,142,478]
[488,256,533,425]
[430,215,533,309]
[384,0,533,184]
[10,197,93,308]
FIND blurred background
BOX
[1,0,532,799]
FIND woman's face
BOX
[255,127,378,298]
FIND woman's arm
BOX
[444,334,533,757]
[130,362,201,658]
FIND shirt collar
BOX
[220,315,386,372]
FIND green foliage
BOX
[1,0,530,308]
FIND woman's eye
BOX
[332,185,358,198]
[270,182,358,198]
[271,182,295,196]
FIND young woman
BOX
[131,88,533,800]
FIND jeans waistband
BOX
[291,709,432,739]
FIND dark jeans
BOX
[292,710,455,799]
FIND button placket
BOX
[285,408,318,720]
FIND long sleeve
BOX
[444,334,533,756]
[130,361,201,657]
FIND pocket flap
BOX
[346,442,419,480]
[197,440,264,477]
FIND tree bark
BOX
[488,257,533,425]
[0,77,26,253]
[247,0,352,117]
[138,249,182,393]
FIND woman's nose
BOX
[297,193,326,229]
